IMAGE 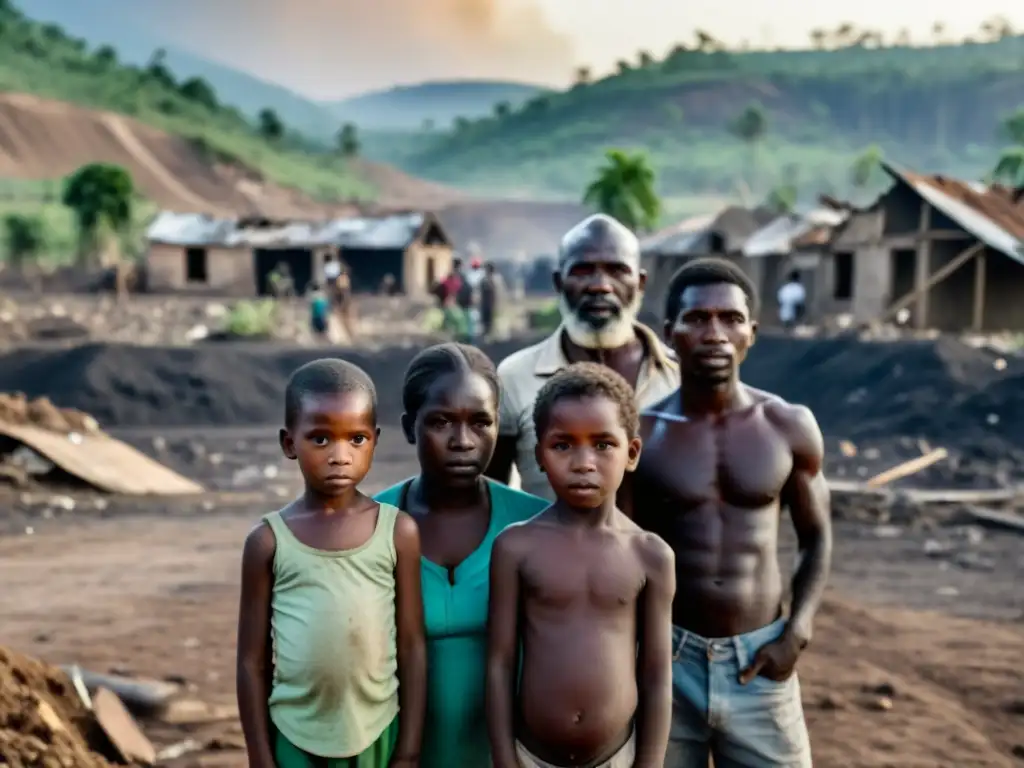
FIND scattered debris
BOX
[92,688,156,766]
[866,448,949,488]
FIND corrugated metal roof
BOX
[882,162,1024,263]
[640,213,717,253]
[147,211,428,250]
[743,208,847,258]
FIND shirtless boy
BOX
[487,363,675,768]
[624,258,832,767]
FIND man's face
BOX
[554,249,646,331]
[667,283,757,383]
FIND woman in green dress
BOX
[374,343,548,768]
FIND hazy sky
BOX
[132,0,1024,98]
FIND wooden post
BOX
[972,250,986,331]
[913,202,932,329]
[878,242,982,323]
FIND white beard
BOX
[559,293,642,350]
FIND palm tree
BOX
[1000,109,1024,145]
[638,50,654,68]
[810,29,828,50]
[582,149,661,233]
[991,148,1024,186]
[336,123,359,158]
[729,103,767,192]
[834,23,856,48]
[931,22,947,45]
[573,66,591,86]
[850,144,885,191]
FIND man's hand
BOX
[738,630,805,684]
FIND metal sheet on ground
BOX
[0,422,202,495]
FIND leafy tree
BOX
[765,184,797,215]
[850,144,885,190]
[145,47,175,88]
[179,77,219,110]
[61,163,134,266]
[93,45,117,68]
[336,123,360,158]
[1000,109,1024,145]
[583,149,661,233]
[3,214,45,269]
[257,108,284,142]
[40,23,65,42]
[729,103,767,192]
[810,29,828,50]
[638,50,654,68]
[573,66,591,86]
[454,116,472,133]
[494,101,511,119]
[616,60,632,74]
[992,147,1024,186]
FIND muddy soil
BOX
[1,429,1023,766]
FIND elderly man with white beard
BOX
[485,213,680,500]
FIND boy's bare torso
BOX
[505,512,660,765]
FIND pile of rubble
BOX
[0,394,101,435]
[0,647,113,767]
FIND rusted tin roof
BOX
[881,162,1024,262]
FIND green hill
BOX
[396,37,1024,199]
[0,1,372,201]
[328,80,548,130]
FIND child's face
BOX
[280,392,378,495]
[535,395,640,509]
[404,371,498,488]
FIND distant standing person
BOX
[480,262,505,340]
[777,270,806,329]
[487,363,675,768]
[307,282,330,341]
[374,343,549,768]
[236,359,426,768]
[624,258,831,767]
[486,213,679,500]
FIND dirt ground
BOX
[2,428,1023,767]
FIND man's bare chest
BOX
[636,415,793,507]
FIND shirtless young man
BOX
[623,258,832,767]
[487,363,675,768]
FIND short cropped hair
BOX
[664,257,759,324]
[533,362,639,439]
[284,358,377,427]
[402,343,499,419]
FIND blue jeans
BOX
[666,618,811,767]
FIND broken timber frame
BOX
[878,241,984,326]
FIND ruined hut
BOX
[144,211,453,298]
[640,206,774,320]
[822,163,1024,331]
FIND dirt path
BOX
[1,435,1023,766]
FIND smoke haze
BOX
[119,0,574,98]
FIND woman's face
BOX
[410,371,498,488]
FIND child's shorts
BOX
[274,716,398,768]
[515,730,635,768]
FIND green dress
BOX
[373,478,547,768]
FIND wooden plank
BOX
[973,250,986,331]
[92,687,156,766]
[866,448,948,488]
[959,506,1024,534]
[828,480,1023,505]
[0,423,203,495]
[913,202,931,329]
[881,242,982,323]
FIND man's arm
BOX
[486,528,523,768]
[236,524,277,768]
[779,404,832,647]
[633,535,676,768]
[392,513,427,766]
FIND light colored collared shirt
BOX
[497,323,680,500]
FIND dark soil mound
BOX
[0,339,529,428]
[0,334,1020,458]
